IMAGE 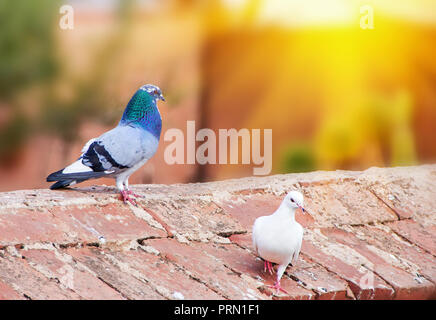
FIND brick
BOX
[0,165,435,300]
[147,238,269,299]
[301,240,394,299]
[0,188,97,209]
[0,279,24,300]
[329,183,398,223]
[21,249,125,300]
[0,203,166,247]
[0,254,81,299]
[387,220,436,256]
[107,249,223,299]
[0,207,76,246]
[302,183,398,227]
[321,228,435,300]
[66,247,163,299]
[229,233,253,249]
[291,258,351,300]
[50,203,167,243]
[144,198,244,240]
[362,166,436,225]
[351,225,436,296]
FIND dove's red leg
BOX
[269,261,275,274]
[269,281,288,295]
[263,260,274,274]
[120,190,137,206]
[267,264,288,294]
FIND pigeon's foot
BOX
[264,260,275,274]
[268,281,288,295]
[120,190,138,206]
[125,189,141,198]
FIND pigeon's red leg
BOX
[125,189,141,198]
[120,190,137,206]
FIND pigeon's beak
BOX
[298,205,306,214]
[159,94,165,102]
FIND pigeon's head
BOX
[140,84,165,102]
[284,191,305,213]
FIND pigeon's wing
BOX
[47,127,134,189]
[88,124,158,170]
[46,125,156,188]
[46,135,115,186]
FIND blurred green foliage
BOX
[0,0,59,163]
[0,0,59,99]
[315,90,416,169]
[40,0,134,144]
[280,142,316,173]
[0,113,29,163]
[0,0,134,162]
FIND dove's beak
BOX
[159,94,165,102]
[299,205,306,214]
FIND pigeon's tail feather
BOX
[46,170,109,182]
[47,158,114,182]
[50,179,84,190]
[46,169,67,182]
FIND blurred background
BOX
[0,0,435,191]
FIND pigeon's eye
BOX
[153,89,158,95]
[290,198,295,203]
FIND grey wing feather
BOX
[99,125,158,167]
[47,125,159,188]
[82,125,158,172]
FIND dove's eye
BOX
[290,198,295,203]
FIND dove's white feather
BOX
[252,208,303,265]
[252,191,304,283]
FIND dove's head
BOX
[140,84,165,102]
[284,191,305,213]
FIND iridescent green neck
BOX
[120,89,162,139]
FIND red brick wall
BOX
[0,165,435,299]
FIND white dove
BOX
[252,190,305,294]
